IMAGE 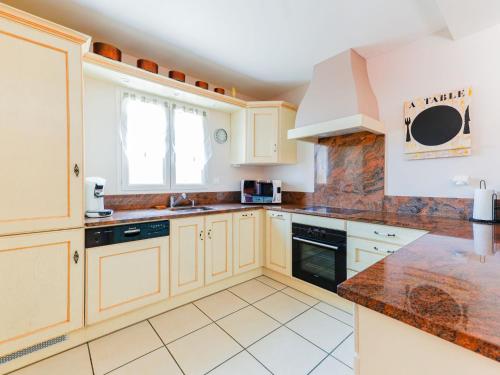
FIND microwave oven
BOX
[241,180,282,204]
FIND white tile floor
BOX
[11,276,354,375]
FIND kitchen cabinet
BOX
[205,213,233,284]
[347,221,426,246]
[86,237,169,324]
[230,102,297,165]
[0,6,89,236]
[233,210,262,274]
[0,229,84,356]
[265,211,292,275]
[170,216,205,296]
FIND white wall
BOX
[264,26,500,198]
[369,26,500,198]
[84,76,266,194]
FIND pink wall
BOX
[368,26,500,198]
[266,25,500,198]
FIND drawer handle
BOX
[207,229,212,240]
[73,250,80,264]
[374,230,396,237]
[374,246,396,254]
[124,228,141,237]
[200,230,204,240]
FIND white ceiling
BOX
[2,0,454,98]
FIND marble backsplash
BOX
[103,131,475,219]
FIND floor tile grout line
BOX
[253,276,286,291]
[102,345,165,375]
[201,348,246,375]
[243,349,276,375]
[329,332,354,369]
[306,352,332,375]
[311,305,354,328]
[86,343,96,375]
[328,332,353,356]
[226,285,282,305]
[146,320,186,375]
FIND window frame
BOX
[118,90,210,193]
[170,102,209,190]
[119,89,171,192]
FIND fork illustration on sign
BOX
[404,117,411,142]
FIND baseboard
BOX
[1,268,263,374]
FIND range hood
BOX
[288,49,385,143]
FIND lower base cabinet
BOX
[170,216,205,296]
[86,237,169,325]
[265,211,291,275]
[205,213,233,284]
[233,210,262,274]
[0,229,84,356]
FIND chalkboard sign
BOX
[403,88,472,160]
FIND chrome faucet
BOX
[169,193,196,208]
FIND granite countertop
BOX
[84,203,500,361]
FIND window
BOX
[120,91,211,191]
[172,106,209,187]
[121,92,169,190]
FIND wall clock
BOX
[214,128,228,144]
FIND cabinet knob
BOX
[73,250,80,264]
[73,163,80,177]
[273,144,277,152]
[207,229,212,240]
[200,230,204,240]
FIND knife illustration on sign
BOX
[463,106,470,134]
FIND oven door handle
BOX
[292,236,339,250]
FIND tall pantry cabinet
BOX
[0,3,90,358]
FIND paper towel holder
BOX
[470,180,499,223]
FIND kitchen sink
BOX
[167,206,214,212]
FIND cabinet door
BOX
[0,17,84,236]
[205,213,233,284]
[246,107,279,163]
[233,210,261,274]
[265,211,291,275]
[86,237,169,325]
[170,216,205,296]
[0,229,84,356]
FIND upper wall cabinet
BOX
[0,4,90,236]
[230,102,297,165]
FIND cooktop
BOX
[301,206,365,215]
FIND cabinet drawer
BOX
[292,213,346,231]
[347,221,426,246]
[347,237,400,272]
[86,237,169,324]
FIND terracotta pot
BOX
[93,42,121,61]
[137,59,158,74]
[195,81,209,90]
[169,70,186,82]
[214,88,225,95]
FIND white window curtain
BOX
[172,104,212,186]
[120,92,169,188]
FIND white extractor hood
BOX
[288,49,385,143]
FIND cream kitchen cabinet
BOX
[347,236,400,273]
[230,101,297,165]
[0,5,89,236]
[0,229,84,356]
[233,210,262,274]
[205,213,233,284]
[170,216,205,296]
[86,237,169,325]
[265,210,292,275]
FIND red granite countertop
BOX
[84,203,262,227]
[85,204,500,361]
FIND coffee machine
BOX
[85,177,113,218]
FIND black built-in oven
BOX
[292,223,347,293]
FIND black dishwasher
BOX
[85,221,170,248]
